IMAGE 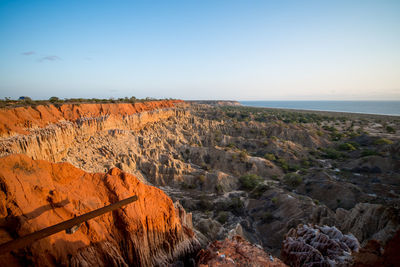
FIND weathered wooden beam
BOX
[0,195,138,254]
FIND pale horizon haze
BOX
[0,0,399,100]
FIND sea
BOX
[240,101,400,116]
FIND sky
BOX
[0,0,399,100]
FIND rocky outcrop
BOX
[0,154,199,266]
[333,203,400,245]
[197,235,287,267]
[281,224,360,267]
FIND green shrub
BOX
[264,153,276,161]
[330,131,345,141]
[239,174,263,191]
[386,126,395,134]
[276,158,289,171]
[374,138,393,145]
[271,197,278,204]
[238,150,248,161]
[361,149,379,157]
[216,211,228,224]
[49,96,60,103]
[288,164,300,172]
[283,173,303,188]
[198,197,213,211]
[228,197,244,215]
[250,184,270,198]
[271,175,279,181]
[227,143,236,149]
[339,143,357,151]
[198,175,206,184]
[215,184,224,194]
[323,148,345,159]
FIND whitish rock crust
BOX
[281,224,360,267]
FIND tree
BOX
[49,96,59,103]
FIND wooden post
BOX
[0,195,138,254]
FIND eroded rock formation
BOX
[281,224,360,267]
[0,154,199,266]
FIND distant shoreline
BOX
[240,101,400,118]
[237,104,400,120]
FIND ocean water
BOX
[240,101,400,116]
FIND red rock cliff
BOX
[0,154,199,266]
[0,100,187,162]
[0,100,182,136]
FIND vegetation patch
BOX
[239,174,263,191]
[283,173,303,188]
[374,138,393,145]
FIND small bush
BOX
[227,143,236,149]
[49,96,59,103]
[283,173,303,188]
[276,158,289,171]
[238,150,248,161]
[239,174,263,191]
[330,131,345,141]
[198,197,213,211]
[264,153,276,161]
[386,126,395,134]
[216,211,228,224]
[323,148,345,159]
[361,149,379,157]
[215,184,224,194]
[198,175,206,184]
[374,138,393,145]
[271,136,278,141]
[250,184,270,198]
[339,143,357,151]
[271,197,278,204]
[228,197,244,215]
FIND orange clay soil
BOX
[0,154,198,266]
[197,235,287,267]
[0,100,183,136]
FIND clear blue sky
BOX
[0,0,399,100]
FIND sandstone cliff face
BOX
[0,101,184,162]
[0,154,199,266]
[0,100,182,137]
